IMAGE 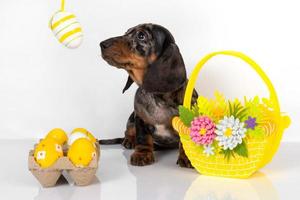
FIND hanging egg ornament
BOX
[49,0,83,49]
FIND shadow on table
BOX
[34,175,101,200]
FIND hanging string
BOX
[49,0,65,28]
[61,0,65,11]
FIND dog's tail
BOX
[99,138,124,145]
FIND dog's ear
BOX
[142,43,186,93]
[122,76,134,93]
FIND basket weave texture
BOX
[172,51,290,178]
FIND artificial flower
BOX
[215,116,247,150]
[203,144,215,156]
[190,116,216,145]
[245,116,257,129]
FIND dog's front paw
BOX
[177,156,193,168]
[122,137,135,149]
[130,151,155,166]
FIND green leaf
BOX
[228,101,233,116]
[191,104,199,117]
[233,140,248,157]
[228,100,248,121]
[244,96,263,121]
[178,106,196,126]
[220,149,235,161]
[253,96,260,104]
[247,127,264,139]
[197,96,213,117]
[236,108,248,121]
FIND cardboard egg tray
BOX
[28,141,100,187]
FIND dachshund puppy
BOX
[100,23,197,167]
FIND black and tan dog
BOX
[100,23,197,168]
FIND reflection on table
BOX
[184,172,278,200]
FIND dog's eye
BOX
[137,31,146,41]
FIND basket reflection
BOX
[184,172,278,200]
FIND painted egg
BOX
[49,11,83,49]
[67,138,97,167]
[71,128,96,144]
[68,132,89,146]
[34,138,63,168]
[45,128,68,145]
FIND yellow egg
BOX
[34,138,63,168]
[67,138,97,167]
[45,128,68,145]
[71,128,96,144]
[68,132,89,146]
[49,11,83,49]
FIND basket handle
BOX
[183,51,280,113]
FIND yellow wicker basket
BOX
[172,51,290,178]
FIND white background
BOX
[0,0,299,141]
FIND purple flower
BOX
[245,116,257,129]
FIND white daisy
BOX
[203,144,215,157]
[215,116,247,150]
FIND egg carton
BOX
[28,141,100,187]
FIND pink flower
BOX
[190,116,216,145]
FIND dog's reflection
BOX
[34,175,101,200]
[123,149,198,200]
[184,172,278,200]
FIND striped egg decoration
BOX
[50,11,83,49]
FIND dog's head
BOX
[100,23,186,94]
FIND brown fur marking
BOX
[130,151,155,166]
[122,126,136,149]
[177,142,193,168]
[104,39,148,85]
[131,134,154,166]
[100,24,196,168]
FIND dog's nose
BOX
[100,39,113,50]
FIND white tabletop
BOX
[1,139,299,200]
